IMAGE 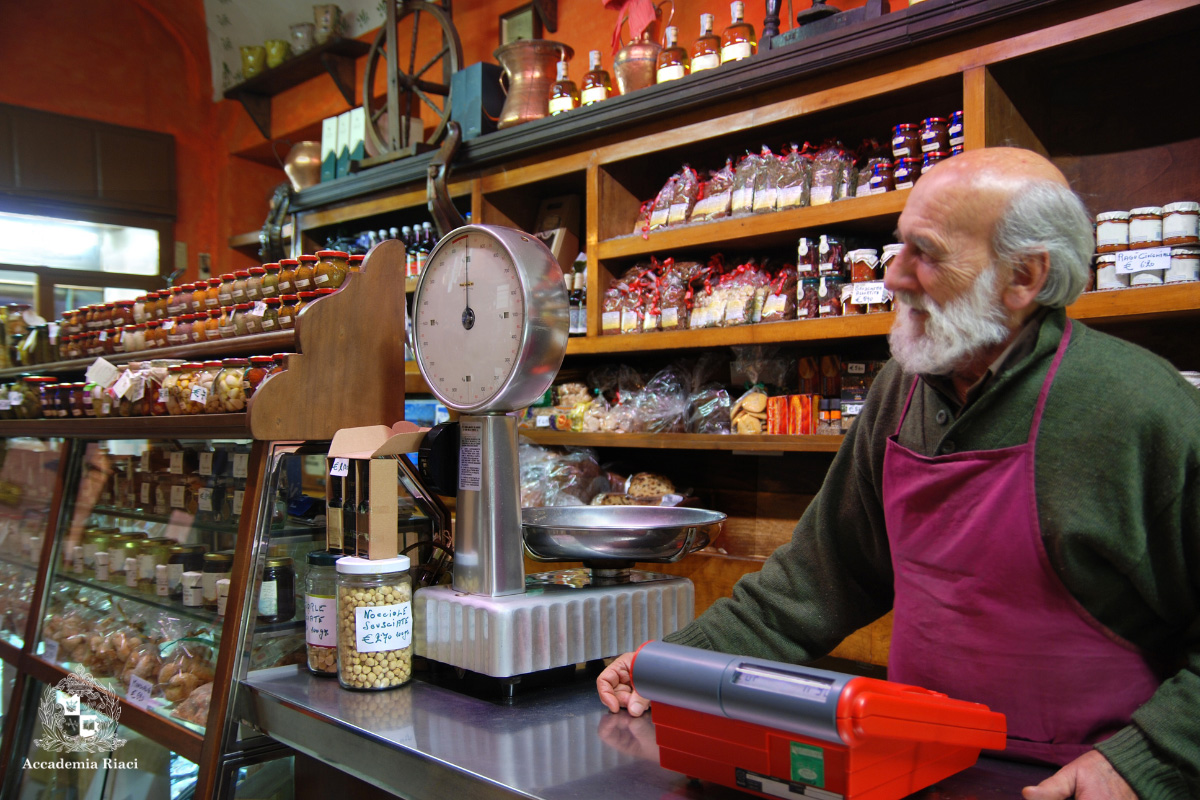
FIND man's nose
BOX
[884,248,917,294]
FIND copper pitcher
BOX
[494,40,574,129]
[614,0,673,95]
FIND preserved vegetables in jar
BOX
[314,250,349,289]
[277,259,298,295]
[244,355,274,398]
[213,359,248,412]
[294,255,317,292]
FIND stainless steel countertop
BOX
[240,665,1053,800]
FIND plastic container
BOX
[304,550,339,676]
[336,555,413,691]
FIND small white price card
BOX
[190,385,209,404]
[43,641,59,663]
[251,301,267,317]
[354,601,412,652]
[233,490,244,510]
[330,458,350,478]
[8,391,22,407]
[1116,247,1171,274]
[306,595,335,645]
[126,675,154,709]
[170,484,186,509]
[86,358,120,388]
[198,452,213,476]
[141,483,152,504]
[198,488,213,512]
[111,371,133,400]
[232,453,249,479]
[850,281,893,305]
[169,452,184,474]
[129,374,145,402]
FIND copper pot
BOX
[614,0,673,95]
[494,40,573,130]
[283,141,321,192]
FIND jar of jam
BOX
[867,158,894,194]
[891,123,919,159]
[113,300,135,327]
[191,282,208,313]
[816,235,846,277]
[232,270,251,304]
[218,274,237,307]
[218,307,238,339]
[1167,247,1200,283]
[1095,211,1130,253]
[948,110,964,148]
[314,250,349,289]
[232,303,252,336]
[260,264,281,298]
[894,157,921,189]
[849,248,880,282]
[205,277,222,310]
[1129,207,1164,250]
[167,544,206,599]
[1162,202,1199,246]
[202,552,234,609]
[144,320,163,349]
[133,296,149,324]
[920,117,949,153]
[881,243,903,276]
[244,355,275,398]
[25,377,55,418]
[923,150,950,172]
[294,254,318,292]
[260,298,281,332]
[65,383,85,418]
[349,254,365,273]
[206,308,222,338]
[259,555,296,624]
[246,267,266,301]
[817,275,844,317]
[277,259,298,295]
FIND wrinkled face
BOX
[884,166,1013,375]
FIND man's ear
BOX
[1002,250,1050,313]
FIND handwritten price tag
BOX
[86,358,120,388]
[306,596,335,645]
[197,488,213,512]
[126,675,154,709]
[43,640,60,663]
[850,281,893,305]
[190,385,209,404]
[1116,247,1170,274]
[355,602,413,652]
[330,458,350,478]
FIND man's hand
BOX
[1022,750,1137,800]
[596,651,650,716]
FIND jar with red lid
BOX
[231,270,251,304]
[923,150,951,172]
[314,250,349,289]
[130,323,148,352]
[142,293,159,321]
[106,328,125,355]
[88,332,104,356]
[296,290,318,314]
[132,296,148,324]
[294,255,318,292]
[260,298,281,332]
[232,303,252,336]
[891,123,919,159]
[53,383,73,418]
[277,259,298,295]
[187,313,206,343]
[894,158,921,189]
[29,377,58,418]
[113,300,135,327]
[349,254,364,273]
[190,283,207,313]
[244,355,275,399]
[218,274,237,307]
[261,264,281,298]
[278,295,299,329]
[205,308,221,338]
[246,267,266,301]
[218,307,238,339]
[170,316,192,347]
[166,286,185,317]
[66,383,86,418]
[143,320,162,349]
[920,117,949,153]
[867,158,894,195]
[315,288,337,300]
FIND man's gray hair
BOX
[991,181,1094,308]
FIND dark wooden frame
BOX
[500,3,543,46]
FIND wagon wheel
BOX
[362,0,463,158]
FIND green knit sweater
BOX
[664,309,1200,799]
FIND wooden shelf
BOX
[1067,282,1200,324]
[229,223,292,251]
[597,190,910,261]
[0,331,296,379]
[520,431,845,452]
[0,413,250,439]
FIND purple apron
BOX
[881,320,1160,765]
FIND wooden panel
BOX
[249,240,408,440]
[1057,139,1200,218]
[12,110,97,202]
[705,488,812,560]
[96,127,175,214]
[298,179,472,230]
[961,65,1045,155]
[0,415,250,440]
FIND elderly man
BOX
[598,148,1200,800]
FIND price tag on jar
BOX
[169,452,184,474]
[129,375,145,402]
[330,458,350,478]
[7,392,21,408]
[232,453,249,479]
[198,452,213,476]
[86,358,120,388]
[190,385,209,405]
[233,489,244,512]
[158,388,170,403]
[98,330,107,342]
[1116,247,1171,274]
[126,675,154,709]
[850,281,893,306]
[251,301,267,317]
[355,602,413,652]
[0,399,9,412]
[112,370,134,400]
[170,484,186,509]
[197,488,213,512]
[42,640,59,663]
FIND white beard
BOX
[888,263,1013,376]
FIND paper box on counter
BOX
[326,422,430,560]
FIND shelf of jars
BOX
[52,570,221,627]
[520,430,845,453]
[88,504,320,540]
[0,413,252,439]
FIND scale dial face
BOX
[411,225,568,414]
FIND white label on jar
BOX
[261,318,276,330]
[279,316,293,329]
[184,583,203,607]
[125,559,139,588]
[198,452,213,476]
[354,601,412,652]
[662,307,679,327]
[330,458,350,478]
[1115,247,1170,274]
[657,64,685,82]
[162,320,175,332]
[233,289,245,299]
[219,324,237,337]
[549,95,574,114]
[98,330,108,342]
[158,388,170,403]
[233,453,249,479]
[1129,216,1163,245]
[139,554,157,580]
[112,371,133,399]
[721,41,751,62]
[811,185,834,206]
[95,553,110,581]
[601,310,620,332]
[170,484,186,509]
[897,180,914,190]
[101,401,111,415]
[582,86,607,104]
[233,489,245,515]
[1095,262,1130,290]
[141,483,152,504]
[72,546,84,574]
[202,571,222,602]
[306,595,335,645]
[262,284,277,296]
[157,565,170,596]
[315,273,330,285]
[1097,220,1129,248]
[1164,213,1199,241]
[130,375,145,402]
[0,400,9,412]
[190,385,208,404]
[692,53,720,71]
[459,420,483,492]
[259,579,278,617]
[168,563,184,592]
[295,277,311,289]
[6,391,20,406]
[170,451,184,474]
[851,281,892,305]
[278,281,292,293]
[198,488,213,511]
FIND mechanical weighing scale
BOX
[632,641,1008,800]
[409,225,725,684]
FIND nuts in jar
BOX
[336,556,413,691]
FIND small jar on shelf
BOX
[277,295,299,329]
[204,278,222,311]
[213,359,249,412]
[218,274,237,307]
[259,555,296,624]
[246,267,266,301]
[656,25,689,83]
[205,308,222,339]
[336,555,413,691]
[243,355,275,399]
[191,283,209,314]
[167,544,207,599]
[548,57,579,115]
[218,307,238,339]
[261,264,281,298]
[294,254,318,293]
[314,250,349,289]
[296,291,317,315]
[202,551,234,610]
[305,550,339,676]
[137,538,172,595]
[277,259,298,295]
[232,270,251,304]
[232,303,252,336]
[260,298,281,332]
[692,13,721,73]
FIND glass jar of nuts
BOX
[335,556,413,691]
[304,550,339,676]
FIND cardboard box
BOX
[335,111,351,178]
[533,195,581,271]
[348,106,366,169]
[326,422,430,559]
[450,62,504,141]
[320,116,337,183]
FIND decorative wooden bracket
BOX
[534,0,558,33]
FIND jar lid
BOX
[182,362,204,368]
[949,109,963,119]
[249,355,274,364]
[307,549,341,567]
[316,250,350,258]
[298,254,319,263]
[222,358,250,366]
[124,325,138,331]
[279,258,299,266]
[298,291,318,299]
[349,254,365,262]
[1130,206,1163,215]
[116,299,135,306]
[209,309,222,317]
[263,263,280,270]
[170,544,207,554]
[280,294,299,302]
[882,243,904,253]
[249,267,266,275]
[272,353,290,362]
[234,303,251,310]
[316,288,337,296]
[147,292,160,299]
[1096,211,1130,222]
[264,297,282,306]
[266,555,293,568]
[848,248,879,258]
[24,376,56,383]
[208,278,222,287]
[894,157,922,165]
[1163,201,1200,213]
[146,320,161,327]
[123,531,148,540]
[1096,254,1118,263]
[204,360,223,367]
[1170,247,1200,255]
[235,270,251,278]
[923,151,951,158]
[220,273,236,281]
[204,552,235,564]
[893,123,918,131]
[168,364,184,372]
[921,116,948,125]
[336,555,411,574]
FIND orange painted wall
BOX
[0,0,220,282]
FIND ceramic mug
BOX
[265,39,291,68]
[313,4,342,44]
[290,22,315,54]
[240,45,266,79]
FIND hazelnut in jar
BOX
[336,556,413,691]
[1095,212,1130,253]
[294,254,318,292]
[1128,207,1163,250]
[1162,202,1199,246]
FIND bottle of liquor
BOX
[571,260,587,336]
[401,225,416,277]
[656,26,690,83]
[548,59,579,115]
[581,50,613,106]
[721,1,757,64]
[692,13,721,73]
[416,222,435,274]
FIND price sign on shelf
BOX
[126,675,154,709]
[1115,247,1171,274]
[169,451,184,475]
[850,281,893,306]
[330,458,350,478]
